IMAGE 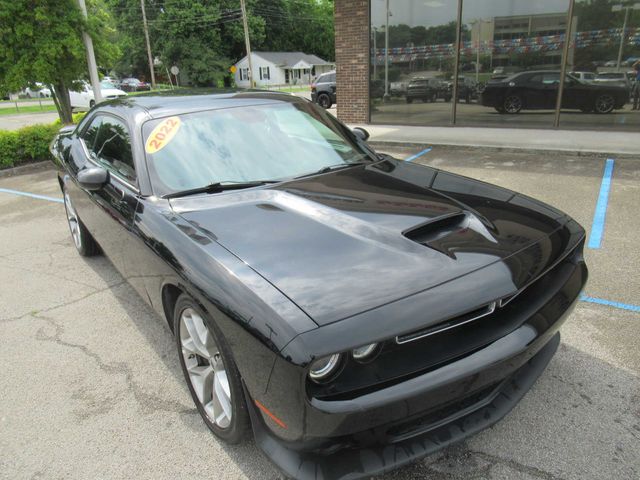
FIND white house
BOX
[233,52,334,88]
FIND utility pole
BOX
[613,2,640,71]
[240,0,254,87]
[76,0,103,103]
[383,0,390,102]
[140,0,156,88]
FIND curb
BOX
[0,161,52,178]
[368,140,640,159]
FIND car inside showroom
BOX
[336,0,640,131]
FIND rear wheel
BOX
[317,93,332,109]
[503,94,523,114]
[174,295,250,444]
[594,94,614,114]
[63,186,99,257]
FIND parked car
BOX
[480,70,629,114]
[389,81,408,96]
[594,72,631,90]
[102,76,119,85]
[119,77,151,92]
[50,91,587,480]
[445,76,477,103]
[69,81,127,110]
[23,82,52,98]
[310,70,335,108]
[569,71,596,83]
[406,78,437,103]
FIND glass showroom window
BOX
[455,0,571,128]
[558,0,640,131]
[369,0,460,126]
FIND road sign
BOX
[230,65,237,74]
[170,65,179,76]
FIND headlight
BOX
[308,354,341,382]
[352,343,378,361]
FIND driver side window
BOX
[82,115,136,183]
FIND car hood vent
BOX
[403,212,469,245]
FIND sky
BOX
[371,0,572,28]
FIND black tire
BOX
[406,97,413,104]
[174,294,250,444]
[503,94,523,114]
[317,93,332,109]
[62,186,99,257]
[89,100,96,109]
[594,94,615,114]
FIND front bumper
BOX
[248,331,562,480]
[248,245,586,479]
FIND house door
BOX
[285,69,290,84]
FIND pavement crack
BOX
[468,450,567,480]
[32,312,195,420]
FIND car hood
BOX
[170,160,570,326]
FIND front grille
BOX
[396,302,496,344]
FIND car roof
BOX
[92,89,305,124]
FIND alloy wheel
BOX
[63,191,82,250]
[595,94,614,114]
[179,308,232,429]
[504,95,522,114]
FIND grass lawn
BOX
[0,104,57,116]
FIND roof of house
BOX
[239,51,333,67]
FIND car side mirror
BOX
[77,166,109,191]
[352,127,370,141]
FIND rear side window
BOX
[82,115,136,183]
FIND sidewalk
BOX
[351,124,640,156]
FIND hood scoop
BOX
[403,212,501,258]
[403,212,469,245]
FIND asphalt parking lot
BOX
[0,148,639,479]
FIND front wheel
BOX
[174,295,250,444]
[63,186,99,257]
[317,93,332,109]
[503,94,523,114]
[594,94,615,114]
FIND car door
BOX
[527,72,560,109]
[561,75,588,109]
[73,114,140,276]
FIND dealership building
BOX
[334,0,639,132]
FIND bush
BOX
[0,113,84,169]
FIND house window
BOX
[239,68,250,81]
[259,66,270,80]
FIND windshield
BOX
[143,101,374,197]
[100,81,116,89]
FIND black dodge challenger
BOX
[480,70,629,114]
[50,91,587,479]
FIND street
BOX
[0,148,638,480]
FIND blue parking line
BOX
[587,158,614,249]
[580,294,640,313]
[405,147,433,162]
[0,187,63,204]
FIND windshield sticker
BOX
[145,116,181,154]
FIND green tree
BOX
[0,0,118,123]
